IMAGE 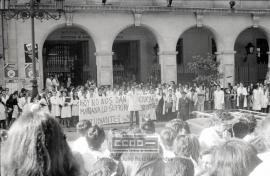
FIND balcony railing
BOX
[13,0,270,13]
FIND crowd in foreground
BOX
[0,103,270,176]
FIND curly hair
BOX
[1,105,80,176]
[173,134,194,159]
[160,127,177,149]
[165,119,190,135]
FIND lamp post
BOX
[0,0,65,98]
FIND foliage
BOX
[187,53,223,86]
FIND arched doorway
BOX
[176,27,217,83]
[234,28,269,84]
[112,26,160,84]
[42,26,96,87]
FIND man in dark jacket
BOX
[177,91,190,121]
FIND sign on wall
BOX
[4,63,18,79]
[24,43,38,63]
[79,95,158,126]
[25,63,39,79]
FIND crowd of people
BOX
[1,74,270,129]
[0,103,269,176]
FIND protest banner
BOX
[79,95,159,125]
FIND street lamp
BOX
[0,0,65,99]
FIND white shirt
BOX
[46,78,53,91]
[249,152,270,176]
[70,137,89,154]
[76,147,110,173]
[52,78,59,87]
[127,91,141,111]
[237,87,248,96]
[199,127,225,151]
[214,90,224,110]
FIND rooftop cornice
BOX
[9,4,270,15]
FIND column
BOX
[95,51,113,86]
[0,58,4,86]
[158,51,177,83]
[216,50,236,88]
[267,52,270,68]
[266,51,270,82]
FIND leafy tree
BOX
[187,54,223,86]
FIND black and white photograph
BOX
[1,0,270,176]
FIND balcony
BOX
[12,0,270,14]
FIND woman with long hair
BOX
[209,139,261,176]
[1,104,80,176]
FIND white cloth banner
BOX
[79,95,159,125]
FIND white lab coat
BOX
[214,90,224,110]
[72,98,79,117]
[253,89,262,111]
[60,97,72,118]
[50,96,61,117]
[237,87,248,107]
[0,102,6,120]
[261,90,269,109]
[46,78,53,91]
[127,91,141,111]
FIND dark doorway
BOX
[43,40,89,87]
[112,41,140,84]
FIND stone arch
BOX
[175,25,220,83]
[111,25,162,83]
[41,24,97,86]
[234,27,269,84]
[111,24,165,52]
[40,23,98,50]
[176,25,223,52]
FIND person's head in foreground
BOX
[165,119,190,135]
[141,120,155,134]
[86,124,106,151]
[165,157,194,176]
[76,120,92,137]
[88,158,117,176]
[173,134,199,161]
[198,148,214,176]
[209,139,261,176]
[160,127,177,151]
[256,117,270,150]
[1,104,80,176]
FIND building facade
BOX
[1,0,270,91]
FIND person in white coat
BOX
[60,91,72,128]
[71,91,80,127]
[52,75,60,91]
[261,85,269,113]
[50,91,61,119]
[252,85,262,112]
[127,86,142,127]
[214,85,224,110]
[237,83,248,109]
[45,75,53,91]
[0,91,6,128]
